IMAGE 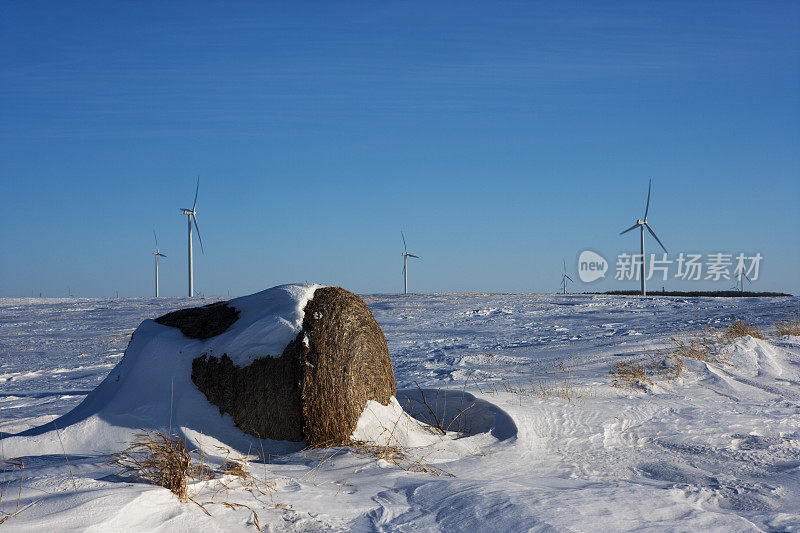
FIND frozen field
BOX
[1,293,799,532]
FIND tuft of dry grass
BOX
[350,441,455,477]
[109,430,276,532]
[775,315,800,337]
[610,359,654,390]
[412,377,475,437]
[108,430,194,502]
[610,355,684,390]
[47,409,77,493]
[667,330,724,364]
[0,458,24,525]
[493,356,594,405]
[723,319,765,342]
[666,318,764,366]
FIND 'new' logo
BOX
[578,251,608,282]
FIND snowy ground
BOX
[1,293,799,532]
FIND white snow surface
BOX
[1,292,799,531]
[350,397,443,449]
[204,283,321,366]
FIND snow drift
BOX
[2,284,400,454]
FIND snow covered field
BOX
[1,293,799,532]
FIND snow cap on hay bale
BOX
[155,301,240,339]
[161,285,395,446]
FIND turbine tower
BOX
[401,231,419,295]
[619,179,667,296]
[152,231,167,297]
[560,259,573,294]
[734,266,751,293]
[180,176,204,297]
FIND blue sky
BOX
[1,1,798,296]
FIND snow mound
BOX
[725,336,792,379]
[351,397,443,448]
[4,284,322,457]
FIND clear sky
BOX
[1,1,798,297]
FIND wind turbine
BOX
[620,179,667,296]
[734,266,751,293]
[401,231,419,295]
[180,176,204,297]
[153,231,167,297]
[560,259,573,294]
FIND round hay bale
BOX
[299,287,396,446]
[167,286,394,446]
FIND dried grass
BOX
[492,357,595,405]
[108,430,194,502]
[775,315,800,337]
[610,359,654,390]
[723,319,765,342]
[345,409,454,477]
[412,378,475,436]
[47,409,77,493]
[350,441,455,477]
[612,317,768,390]
[0,458,24,525]
[666,329,725,364]
[610,355,684,390]
[108,430,276,532]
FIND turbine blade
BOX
[407,254,420,258]
[620,223,639,235]
[645,223,667,253]
[153,230,158,248]
[566,275,573,282]
[644,179,651,220]
[401,231,407,253]
[158,253,167,258]
[563,259,567,273]
[192,176,199,211]
[743,272,751,282]
[193,214,204,254]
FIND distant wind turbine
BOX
[620,179,667,296]
[734,266,751,293]
[560,259,573,294]
[153,231,167,297]
[401,231,420,295]
[180,176,204,297]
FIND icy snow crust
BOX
[1,293,800,531]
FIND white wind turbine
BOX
[152,231,167,297]
[401,231,420,295]
[560,259,573,294]
[180,177,204,297]
[734,265,751,293]
[620,179,667,296]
